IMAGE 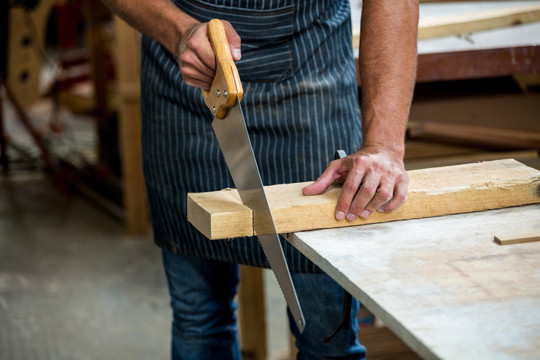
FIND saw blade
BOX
[212,99,306,333]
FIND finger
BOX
[363,181,395,217]
[180,62,215,85]
[302,160,343,196]
[379,176,408,213]
[189,24,217,71]
[345,170,380,221]
[182,46,215,77]
[334,167,366,221]
[179,50,215,79]
[182,74,215,90]
[178,23,215,77]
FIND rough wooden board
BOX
[187,159,540,239]
[494,233,540,245]
[187,188,252,239]
[287,204,540,360]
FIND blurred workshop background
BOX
[1,1,539,359]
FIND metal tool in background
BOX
[202,19,306,333]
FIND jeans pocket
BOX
[180,0,295,82]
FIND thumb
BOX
[302,170,339,196]
[223,21,242,60]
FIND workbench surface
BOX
[288,205,540,360]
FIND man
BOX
[101,0,418,359]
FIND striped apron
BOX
[140,0,362,272]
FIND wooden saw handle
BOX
[202,19,243,119]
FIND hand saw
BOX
[202,19,306,333]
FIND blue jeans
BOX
[162,249,366,360]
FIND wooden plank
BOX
[409,94,540,133]
[407,121,540,149]
[352,4,540,48]
[187,159,540,239]
[418,3,540,39]
[238,266,267,360]
[494,233,540,245]
[187,188,253,239]
[287,205,540,360]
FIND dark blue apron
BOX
[140,0,362,272]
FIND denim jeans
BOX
[162,249,366,360]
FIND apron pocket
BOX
[180,0,295,82]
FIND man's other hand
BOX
[302,145,408,221]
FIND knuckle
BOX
[377,189,392,202]
[348,204,363,215]
[328,159,340,170]
[360,184,376,196]
[343,182,357,193]
[352,155,368,168]
[372,161,384,173]
[179,52,192,66]
[336,199,350,211]
[393,191,407,204]
[187,37,200,51]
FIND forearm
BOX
[359,0,419,158]
[100,0,198,54]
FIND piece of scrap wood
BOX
[187,159,540,239]
[417,3,540,39]
[494,233,540,245]
[352,3,540,45]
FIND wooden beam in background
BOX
[187,159,540,239]
[417,3,540,40]
[407,121,540,149]
[238,266,267,360]
[114,16,148,235]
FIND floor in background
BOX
[0,172,289,360]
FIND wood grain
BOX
[187,159,540,239]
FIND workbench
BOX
[287,204,540,360]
